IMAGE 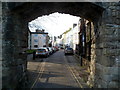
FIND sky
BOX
[28,12,80,37]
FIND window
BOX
[34,34,38,37]
[34,45,38,48]
[34,39,38,42]
[42,34,46,37]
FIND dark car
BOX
[64,47,74,55]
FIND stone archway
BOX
[1,2,119,89]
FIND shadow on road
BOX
[34,82,80,88]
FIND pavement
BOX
[73,54,90,85]
[27,54,44,88]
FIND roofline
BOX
[31,32,48,34]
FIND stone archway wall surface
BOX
[2,2,29,89]
[87,2,120,88]
[1,2,120,88]
[10,2,104,22]
[94,2,120,88]
[0,2,2,90]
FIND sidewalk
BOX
[27,54,43,88]
[73,54,90,88]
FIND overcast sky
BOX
[28,12,80,36]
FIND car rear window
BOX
[37,49,45,51]
[66,48,73,50]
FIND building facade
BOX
[60,23,79,51]
[28,30,49,49]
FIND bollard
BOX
[33,51,36,60]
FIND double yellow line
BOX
[64,56,83,88]
[30,61,46,89]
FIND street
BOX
[2,2,120,89]
[27,49,88,88]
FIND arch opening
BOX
[4,2,119,89]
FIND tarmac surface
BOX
[27,49,89,89]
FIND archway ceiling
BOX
[11,2,104,22]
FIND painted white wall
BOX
[30,34,47,49]
[60,23,79,50]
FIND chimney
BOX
[42,29,45,32]
[36,29,40,32]
[36,29,45,32]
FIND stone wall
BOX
[87,22,96,87]
[1,2,120,89]
[0,2,2,90]
[87,2,120,88]
[2,2,28,89]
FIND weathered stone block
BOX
[95,63,104,76]
[98,42,118,49]
[108,81,119,88]
[0,52,2,61]
[118,28,120,35]
[105,24,119,29]
[116,11,120,18]
[0,69,1,87]
[114,56,120,67]
[95,63,119,88]
[17,59,26,66]
[100,27,118,36]
[96,55,116,67]
[111,74,120,82]
[99,35,118,43]
[94,75,108,88]
[103,48,120,56]
[102,74,119,85]
[115,18,120,25]
[2,67,10,77]
[99,80,108,88]
[0,77,2,90]
[96,63,119,75]
[104,67,119,75]
[102,75,112,83]
[112,10,116,17]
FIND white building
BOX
[72,23,79,50]
[28,29,49,49]
[59,23,80,51]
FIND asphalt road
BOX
[27,49,87,89]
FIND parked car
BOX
[51,47,55,53]
[64,47,74,55]
[49,47,54,54]
[54,46,59,51]
[47,47,53,55]
[35,47,49,58]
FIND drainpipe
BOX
[30,31,31,50]
[80,18,86,66]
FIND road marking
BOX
[67,63,83,88]
[64,56,83,88]
[30,60,45,89]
